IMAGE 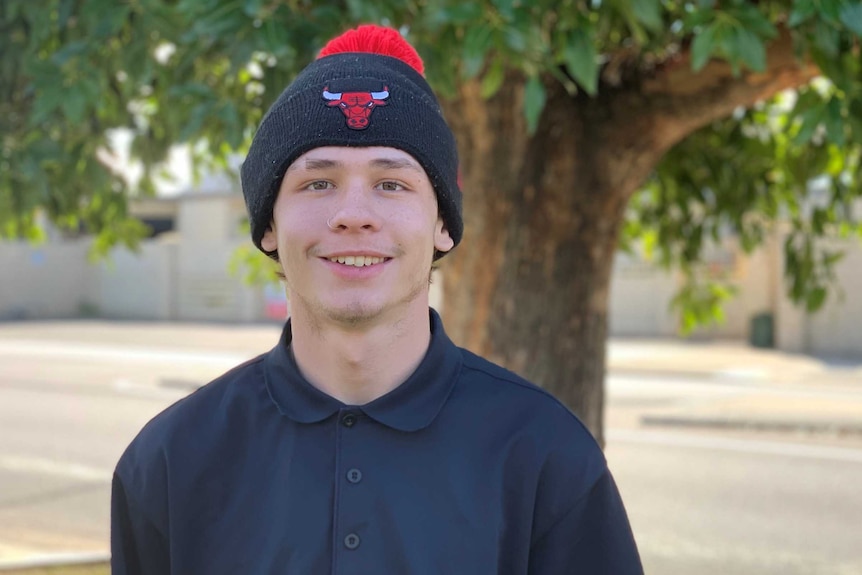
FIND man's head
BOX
[259,145,454,325]
[241,25,463,263]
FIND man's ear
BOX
[434,218,455,254]
[261,223,278,253]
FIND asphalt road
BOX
[1,325,861,573]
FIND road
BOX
[1,323,861,573]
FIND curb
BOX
[641,415,862,436]
[0,552,109,572]
[609,366,862,388]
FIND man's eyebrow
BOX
[286,158,341,174]
[369,157,423,173]
[285,156,423,175]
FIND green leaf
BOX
[492,0,516,21]
[630,0,663,32]
[428,3,484,26]
[29,86,66,126]
[732,4,778,39]
[733,28,767,73]
[824,97,846,146]
[823,250,845,267]
[480,58,505,99]
[839,2,862,36]
[562,28,598,96]
[789,0,817,27]
[806,286,828,312]
[793,105,825,145]
[504,26,527,52]
[849,100,862,140]
[814,19,841,57]
[51,41,89,66]
[462,25,494,79]
[523,76,546,135]
[819,0,845,21]
[61,89,89,124]
[243,0,266,18]
[59,0,77,28]
[691,23,719,72]
[93,4,131,38]
[179,101,214,142]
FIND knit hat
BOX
[241,25,463,260]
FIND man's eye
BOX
[378,181,404,191]
[306,181,332,191]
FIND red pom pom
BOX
[318,25,424,76]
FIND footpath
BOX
[1,319,859,437]
[608,337,862,436]
[0,321,860,571]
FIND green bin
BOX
[750,313,774,348]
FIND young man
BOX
[111,25,643,574]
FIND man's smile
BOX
[326,255,390,267]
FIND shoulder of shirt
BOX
[456,347,601,446]
[115,353,267,475]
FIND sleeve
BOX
[111,470,171,575]
[528,468,643,574]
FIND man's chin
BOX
[322,302,385,327]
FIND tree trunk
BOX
[438,32,817,447]
[441,77,648,445]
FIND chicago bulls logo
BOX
[322,86,389,130]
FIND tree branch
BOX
[640,26,820,152]
[594,26,820,199]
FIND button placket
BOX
[334,409,368,572]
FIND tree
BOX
[3,0,861,443]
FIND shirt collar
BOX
[263,308,462,432]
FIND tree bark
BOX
[439,35,817,446]
[442,77,641,444]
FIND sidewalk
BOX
[1,320,860,435]
[607,338,862,436]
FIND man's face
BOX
[261,146,454,327]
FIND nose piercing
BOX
[327,217,336,230]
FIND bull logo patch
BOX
[322,85,389,130]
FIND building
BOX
[1,188,860,357]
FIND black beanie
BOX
[240,26,463,259]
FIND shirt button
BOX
[346,468,362,484]
[344,533,361,550]
[342,413,357,427]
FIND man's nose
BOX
[326,183,381,231]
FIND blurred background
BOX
[2,1,862,573]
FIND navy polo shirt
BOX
[111,310,642,574]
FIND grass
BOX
[0,565,109,575]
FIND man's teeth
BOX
[328,256,385,267]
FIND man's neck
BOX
[287,304,432,406]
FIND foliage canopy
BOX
[3,0,861,322]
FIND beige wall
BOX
[3,193,860,356]
[98,240,177,320]
[0,240,94,319]
[178,195,246,243]
[608,232,862,356]
[608,254,678,337]
[175,240,262,322]
[803,238,862,358]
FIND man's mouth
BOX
[326,255,388,267]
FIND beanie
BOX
[241,25,463,260]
